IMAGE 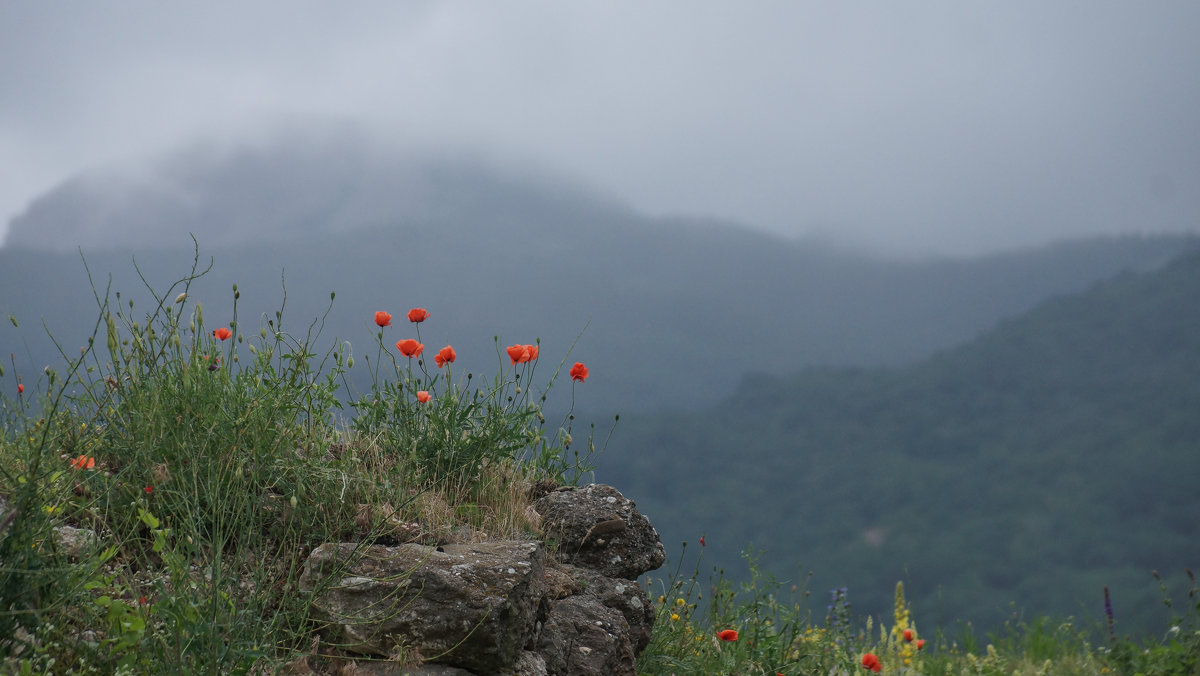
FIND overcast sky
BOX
[2,2,1198,256]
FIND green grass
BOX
[1,249,1197,674]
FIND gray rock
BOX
[533,484,665,579]
[535,596,636,676]
[299,540,545,674]
[511,650,548,676]
[541,564,655,653]
[53,525,98,559]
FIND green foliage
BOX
[639,548,1200,675]
[0,245,598,672]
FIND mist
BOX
[2,1,1198,256]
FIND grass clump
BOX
[0,245,600,673]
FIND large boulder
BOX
[533,484,665,579]
[298,484,664,675]
[298,540,545,674]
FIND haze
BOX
[2,2,1198,256]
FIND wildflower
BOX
[861,653,882,672]
[506,344,538,364]
[700,535,706,547]
[144,485,153,494]
[904,628,914,642]
[374,311,392,327]
[396,339,424,358]
[717,629,738,642]
[17,383,23,394]
[213,327,232,341]
[569,362,589,382]
[670,613,680,622]
[675,598,686,607]
[434,345,456,368]
[407,308,429,323]
[916,638,926,650]
[417,390,431,403]
[70,455,95,470]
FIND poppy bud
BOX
[174,293,187,304]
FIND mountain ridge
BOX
[600,247,1200,635]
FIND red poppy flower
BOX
[916,639,926,650]
[407,308,429,323]
[144,485,154,494]
[861,653,882,672]
[16,383,23,394]
[506,344,532,364]
[434,345,456,368]
[396,339,424,358]
[526,344,539,361]
[416,390,431,403]
[70,455,95,470]
[716,629,738,642]
[569,362,589,382]
[213,327,232,341]
[700,535,706,547]
[374,311,392,327]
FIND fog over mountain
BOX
[3,3,1199,256]
[3,132,1197,418]
[5,129,629,254]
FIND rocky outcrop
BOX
[298,484,663,675]
[533,484,666,580]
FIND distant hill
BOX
[3,131,1197,418]
[600,248,1200,636]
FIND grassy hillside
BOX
[601,248,1200,637]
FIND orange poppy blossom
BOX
[374,311,392,327]
[70,455,95,470]
[396,339,424,358]
[434,345,456,368]
[213,327,232,341]
[716,629,738,642]
[506,344,539,364]
[861,653,882,672]
[407,308,430,323]
[16,383,23,394]
[569,362,589,382]
[416,390,431,403]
